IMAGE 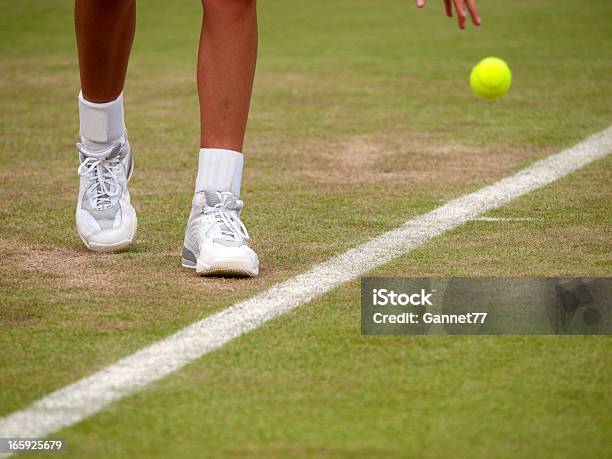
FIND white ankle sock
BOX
[78,91,125,146]
[195,148,244,198]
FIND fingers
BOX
[464,0,481,25]
[418,0,481,29]
[453,0,467,29]
[444,0,453,17]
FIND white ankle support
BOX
[78,91,125,145]
[195,148,244,197]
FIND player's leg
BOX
[198,0,257,151]
[182,0,259,276]
[74,0,137,252]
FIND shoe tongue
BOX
[204,190,223,206]
[201,191,242,240]
[80,143,122,161]
[79,144,123,210]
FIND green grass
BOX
[1,0,611,457]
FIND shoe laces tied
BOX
[203,194,250,241]
[77,142,123,210]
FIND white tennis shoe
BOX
[182,191,259,277]
[75,136,137,252]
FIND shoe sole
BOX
[199,267,257,277]
[84,238,134,253]
[181,252,258,278]
[77,214,137,253]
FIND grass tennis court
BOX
[1,0,611,457]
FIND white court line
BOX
[1,126,611,447]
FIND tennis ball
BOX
[470,57,512,100]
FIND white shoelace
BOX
[203,201,250,241]
[77,143,122,210]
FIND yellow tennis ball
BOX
[470,57,512,100]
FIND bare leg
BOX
[75,0,136,103]
[199,0,258,151]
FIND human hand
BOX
[415,0,481,30]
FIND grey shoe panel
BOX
[182,246,197,263]
[81,193,121,231]
[121,143,134,180]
